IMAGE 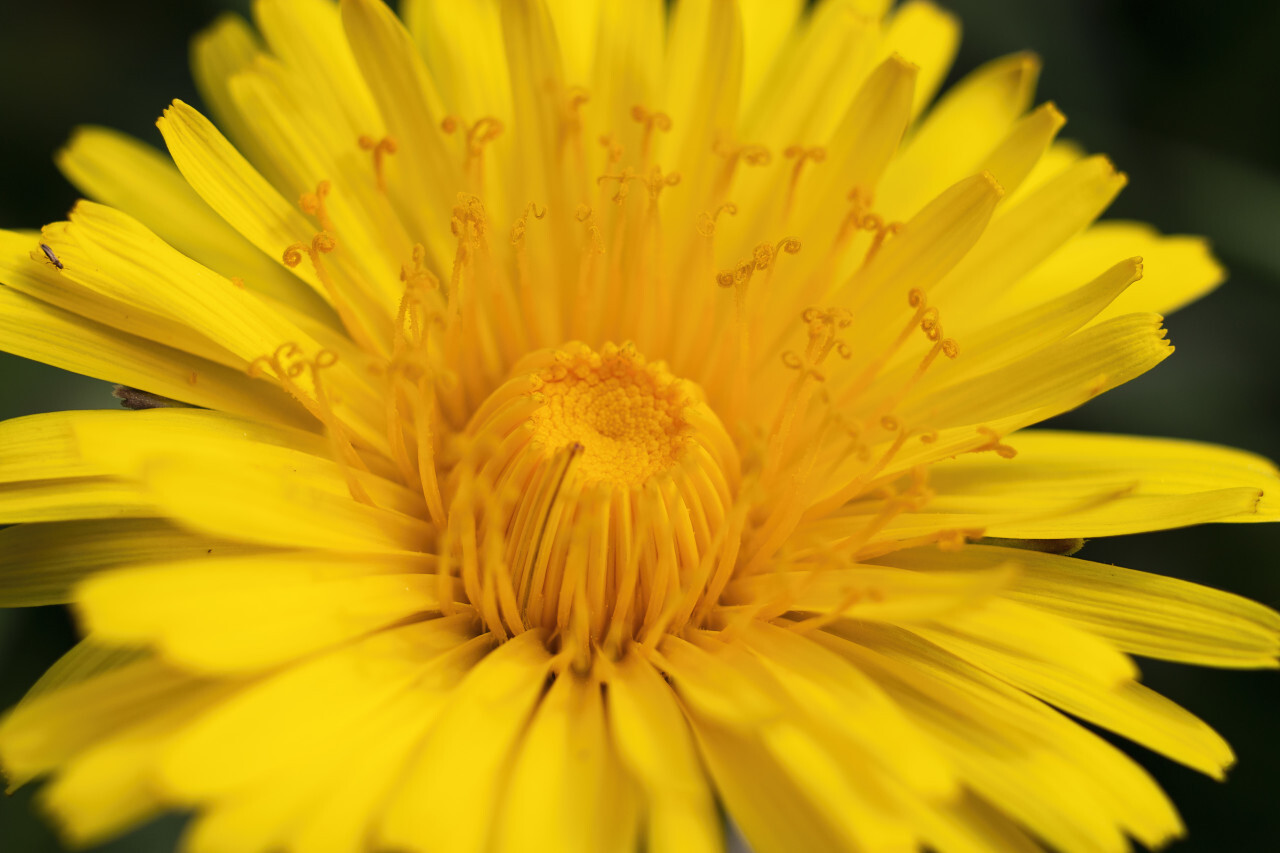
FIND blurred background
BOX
[1,0,1278,850]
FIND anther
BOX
[697,203,738,237]
[399,243,439,292]
[976,426,1017,459]
[574,204,604,254]
[299,180,334,233]
[358,135,398,192]
[597,168,638,204]
[598,134,624,166]
[510,202,547,247]
[865,221,903,263]
[284,233,379,354]
[714,140,773,169]
[283,233,337,269]
[631,105,673,164]
[644,166,681,200]
[442,116,505,175]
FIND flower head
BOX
[1,1,1277,851]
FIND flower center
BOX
[527,342,690,486]
[450,342,741,663]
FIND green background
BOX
[2,1,1278,850]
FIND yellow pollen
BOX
[527,343,691,487]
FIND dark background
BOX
[1,0,1278,850]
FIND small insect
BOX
[112,385,197,410]
[39,243,63,269]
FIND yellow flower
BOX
[0,0,1277,851]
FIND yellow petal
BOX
[138,452,432,552]
[653,634,778,730]
[740,620,955,799]
[739,0,805,107]
[990,545,1280,668]
[341,0,462,261]
[0,518,258,607]
[741,0,878,149]
[824,624,1183,852]
[923,429,1279,537]
[1006,220,1226,322]
[69,407,421,517]
[898,257,1142,397]
[284,686,454,853]
[675,633,916,852]
[878,0,960,119]
[605,652,722,853]
[379,630,551,853]
[40,679,236,847]
[895,313,1172,433]
[190,14,282,185]
[837,172,1003,368]
[686,714,865,853]
[587,0,665,168]
[253,0,384,139]
[401,0,511,123]
[545,0,599,86]
[724,562,1016,624]
[938,155,1129,328]
[782,53,916,286]
[76,554,443,672]
[3,227,246,369]
[156,100,334,305]
[495,672,639,853]
[0,656,211,786]
[913,597,1139,686]
[0,477,155,525]
[979,101,1066,196]
[44,202,321,368]
[55,126,330,319]
[8,641,146,715]
[497,0,568,212]
[0,290,307,432]
[879,52,1039,220]
[659,0,743,233]
[225,60,413,309]
[157,617,483,801]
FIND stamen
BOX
[763,308,852,486]
[598,133,624,167]
[697,203,738,238]
[575,203,604,253]
[357,134,398,192]
[248,345,372,506]
[975,426,1018,459]
[509,202,547,247]
[299,180,333,233]
[284,233,379,353]
[838,188,904,265]
[783,144,827,214]
[441,116,504,189]
[630,105,672,165]
[448,193,488,315]
[712,141,772,199]
[841,288,932,405]
[643,166,682,200]
[597,168,638,204]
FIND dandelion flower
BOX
[2,0,1278,851]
